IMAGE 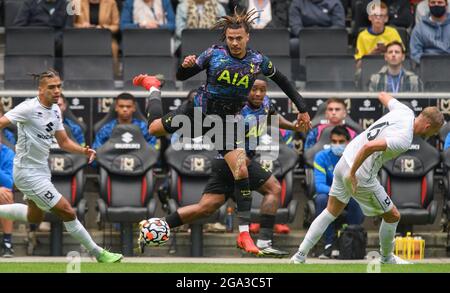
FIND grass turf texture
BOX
[0,263,449,273]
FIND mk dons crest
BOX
[120,157,135,172]
[99,98,114,113]
[439,99,450,115]
[191,157,205,172]
[400,158,415,173]
[260,159,274,172]
[362,118,375,130]
[0,97,13,111]
[50,157,65,172]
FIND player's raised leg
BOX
[133,74,168,136]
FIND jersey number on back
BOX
[367,121,389,141]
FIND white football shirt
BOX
[343,98,415,185]
[5,97,64,168]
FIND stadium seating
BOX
[302,126,333,226]
[249,137,299,225]
[380,136,440,233]
[122,29,176,90]
[419,55,450,92]
[164,139,227,257]
[359,56,412,91]
[4,0,23,28]
[180,29,221,89]
[442,148,450,232]
[298,28,349,66]
[62,28,114,90]
[303,103,363,226]
[45,125,88,256]
[96,124,158,256]
[5,27,55,89]
[305,55,356,91]
[248,28,292,83]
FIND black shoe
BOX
[257,241,289,258]
[318,244,332,259]
[2,242,14,258]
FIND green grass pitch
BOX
[0,263,449,273]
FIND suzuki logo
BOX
[121,132,133,143]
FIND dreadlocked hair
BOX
[213,8,259,42]
[29,68,60,85]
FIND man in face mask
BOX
[410,0,450,64]
[312,125,364,259]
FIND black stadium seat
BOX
[249,28,292,85]
[62,28,114,90]
[250,140,299,225]
[164,139,227,257]
[419,55,450,92]
[5,27,55,89]
[305,55,356,91]
[298,28,348,66]
[380,136,440,233]
[4,0,23,28]
[180,29,221,89]
[96,124,159,256]
[122,29,176,90]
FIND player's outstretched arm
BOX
[0,116,11,130]
[269,70,311,132]
[277,114,303,132]
[378,92,395,108]
[348,139,387,193]
[176,55,202,81]
[55,130,96,163]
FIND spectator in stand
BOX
[369,41,423,92]
[355,0,413,29]
[120,0,175,32]
[14,0,74,56]
[174,0,226,52]
[74,0,120,76]
[93,93,157,150]
[0,104,15,146]
[410,0,450,64]
[312,125,364,259]
[57,94,86,146]
[0,135,15,257]
[233,0,292,29]
[416,0,450,23]
[355,1,402,69]
[304,98,357,150]
[289,0,345,37]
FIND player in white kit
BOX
[291,92,444,264]
[0,70,123,262]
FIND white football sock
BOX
[379,219,399,257]
[298,209,336,256]
[238,225,249,233]
[0,203,28,222]
[64,219,102,257]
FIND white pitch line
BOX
[0,257,449,264]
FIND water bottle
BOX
[225,207,233,232]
